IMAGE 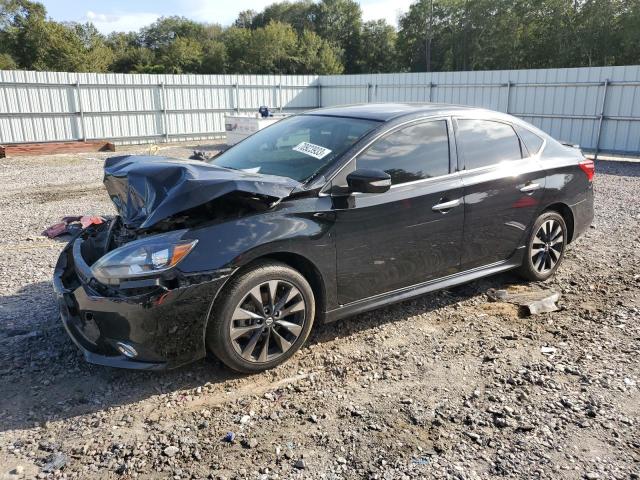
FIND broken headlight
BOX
[91,230,198,284]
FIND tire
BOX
[206,260,315,373]
[518,211,568,281]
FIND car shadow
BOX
[0,271,522,433]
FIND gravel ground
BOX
[0,145,638,480]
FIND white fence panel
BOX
[320,65,640,155]
[0,71,319,145]
[0,66,639,155]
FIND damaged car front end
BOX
[53,155,302,369]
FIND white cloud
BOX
[84,11,161,34]
[360,0,412,26]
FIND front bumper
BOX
[53,236,229,370]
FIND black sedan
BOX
[54,103,594,373]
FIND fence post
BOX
[235,83,240,114]
[428,82,434,102]
[367,83,373,103]
[278,83,283,112]
[159,82,169,143]
[594,79,609,160]
[317,81,322,108]
[76,81,86,141]
[505,81,512,114]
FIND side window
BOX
[357,120,450,185]
[456,119,523,170]
[513,124,544,156]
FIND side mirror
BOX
[346,169,392,194]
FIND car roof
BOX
[304,102,482,122]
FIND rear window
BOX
[456,119,523,170]
[514,125,545,155]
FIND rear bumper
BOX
[570,187,594,242]
[53,237,229,370]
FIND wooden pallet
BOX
[0,141,116,158]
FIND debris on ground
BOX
[42,215,104,238]
[486,287,561,314]
[40,452,68,473]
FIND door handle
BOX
[520,182,541,193]
[432,198,461,212]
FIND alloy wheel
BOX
[229,280,306,363]
[531,219,564,274]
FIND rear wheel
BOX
[206,260,315,373]
[518,211,567,281]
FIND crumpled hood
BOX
[103,155,300,229]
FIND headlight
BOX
[91,230,198,284]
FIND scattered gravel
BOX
[0,147,638,479]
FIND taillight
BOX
[579,159,595,182]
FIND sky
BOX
[39,0,414,34]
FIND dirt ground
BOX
[0,144,638,480]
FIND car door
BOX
[453,117,546,270]
[332,118,465,305]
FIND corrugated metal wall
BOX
[320,66,640,155]
[0,71,319,145]
[1,66,639,154]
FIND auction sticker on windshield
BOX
[292,142,332,160]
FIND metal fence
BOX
[1,66,639,156]
[0,71,319,145]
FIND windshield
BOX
[211,114,379,182]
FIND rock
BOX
[163,446,180,457]
[585,473,599,480]
[223,432,236,443]
[240,415,251,424]
[486,288,560,314]
[242,438,259,449]
[11,466,24,475]
[294,459,306,469]
[540,346,557,355]
[336,456,347,464]
[42,452,68,472]
[493,416,508,428]
[516,424,535,432]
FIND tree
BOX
[234,9,257,28]
[358,20,399,73]
[157,36,203,73]
[296,29,343,73]
[245,21,299,73]
[252,1,315,32]
[221,26,252,73]
[201,40,227,73]
[313,0,362,73]
[140,16,207,50]
[0,52,16,69]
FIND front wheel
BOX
[206,260,315,373]
[518,211,568,281]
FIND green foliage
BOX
[0,0,638,75]
[296,29,343,74]
[0,52,16,68]
[251,1,315,32]
[313,0,362,72]
[359,20,398,73]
